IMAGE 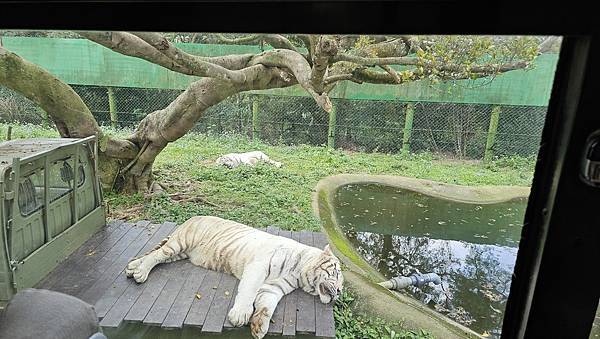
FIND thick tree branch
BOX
[250,49,332,112]
[78,31,195,75]
[131,32,248,83]
[352,59,529,84]
[297,34,314,63]
[333,54,418,66]
[217,33,299,53]
[79,31,255,72]
[216,34,261,44]
[261,35,299,52]
[324,74,363,85]
[310,35,338,93]
[379,65,402,83]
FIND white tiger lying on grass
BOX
[125,216,343,339]
[216,151,283,169]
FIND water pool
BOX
[333,183,527,337]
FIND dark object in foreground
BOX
[0,288,107,339]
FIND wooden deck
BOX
[36,220,335,338]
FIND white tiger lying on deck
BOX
[125,216,343,339]
[216,151,282,169]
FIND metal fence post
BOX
[327,101,337,149]
[484,105,502,163]
[252,95,260,140]
[402,103,415,155]
[107,87,117,128]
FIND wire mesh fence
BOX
[0,85,548,160]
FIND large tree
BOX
[0,32,559,193]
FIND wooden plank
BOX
[99,222,179,328]
[201,273,238,333]
[161,266,209,329]
[95,222,174,319]
[50,221,134,296]
[122,222,183,323]
[143,260,193,325]
[184,270,222,327]
[221,278,240,329]
[296,231,316,334]
[37,220,124,289]
[313,232,335,338]
[79,221,154,304]
[279,230,297,337]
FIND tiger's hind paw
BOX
[250,307,270,339]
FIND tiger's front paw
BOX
[250,307,270,339]
[227,303,254,327]
[125,257,150,283]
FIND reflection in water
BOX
[334,183,527,337]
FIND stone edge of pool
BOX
[311,174,530,339]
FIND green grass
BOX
[335,290,434,339]
[108,132,535,228]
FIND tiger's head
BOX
[312,245,344,304]
[216,156,236,169]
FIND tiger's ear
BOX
[322,244,333,256]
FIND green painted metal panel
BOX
[0,136,104,304]
[13,205,105,291]
[2,37,558,106]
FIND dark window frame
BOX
[1,2,597,338]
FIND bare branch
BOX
[131,32,248,83]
